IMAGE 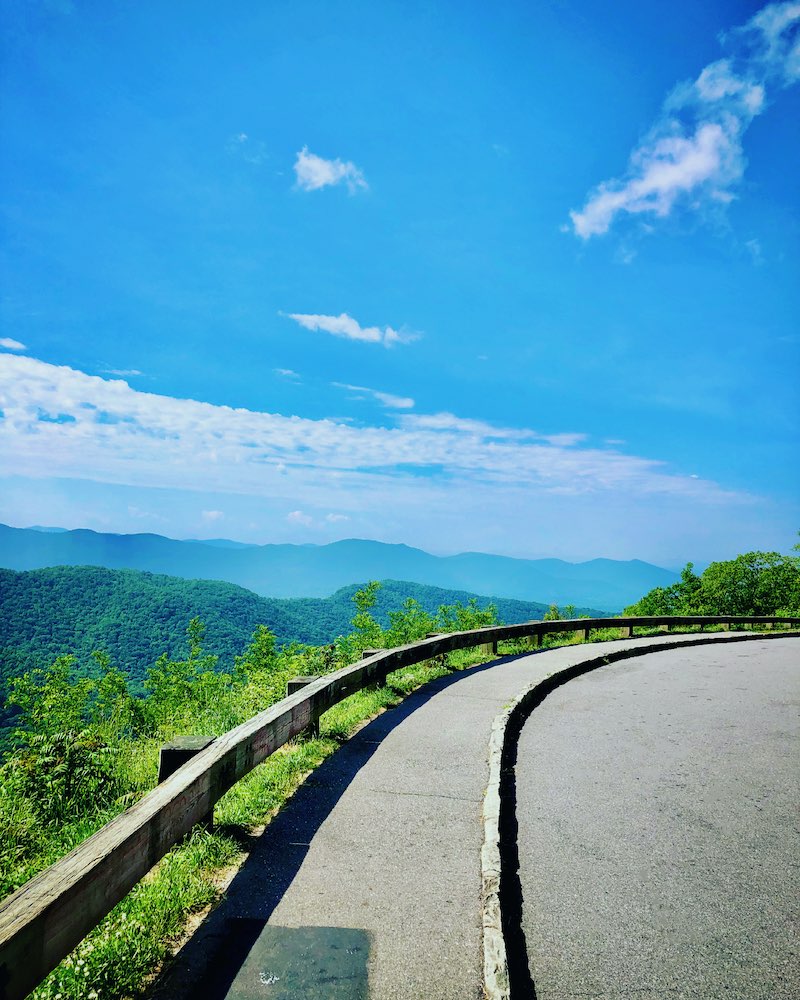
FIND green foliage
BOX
[6,650,141,747]
[349,580,384,651]
[539,603,582,646]
[697,551,800,616]
[624,563,702,615]
[626,550,800,617]
[0,574,611,1000]
[0,565,597,711]
[382,597,434,645]
[435,597,498,633]
[3,729,120,826]
[6,655,93,739]
[143,618,231,736]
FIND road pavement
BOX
[515,638,799,1000]
[147,633,797,999]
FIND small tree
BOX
[7,655,94,740]
[436,598,498,633]
[144,618,229,735]
[341,581,384,658]
[385,598,435,646]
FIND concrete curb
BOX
[480,630,800,1000]
[481,706,513,998]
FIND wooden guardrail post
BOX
[361,649,387,687]
[581,627,591,641]
[480,640,498,657]
[158,737,215,828]
[619,625,633,638]
[286,676,321,735]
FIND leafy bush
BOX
[4,729,120,826]
[626,547,800,618]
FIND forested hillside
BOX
[0,565,599,690]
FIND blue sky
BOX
[0,0,798,567]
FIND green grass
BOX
[29,649,484,1000]
[32,829,240,1000]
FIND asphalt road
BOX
[152,634,722,1000]
[515,638,800,999]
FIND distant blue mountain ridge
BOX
[0,524,679,611]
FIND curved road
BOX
[516,638,799,999]
[147,633,797,999]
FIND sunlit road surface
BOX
[515,638,799,1000]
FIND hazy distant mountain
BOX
[0,524,678,610]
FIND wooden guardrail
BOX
[1,614,798,999]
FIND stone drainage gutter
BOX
[480,630,800,1000]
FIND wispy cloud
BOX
[333,382,415,410]
[745,237,764,265]
[285,311,419,348]
[400,412,586,446]
[0,356,741,509]
[227,132,268,165]
[202,509,225,522]
[287,510,313,526]
[0,338,27,352]
[569,2,800,239]
[274,367,301,381]
[127,504,166,522]
[293,146,368,193]
[103,368,143,377]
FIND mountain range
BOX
[0,565,594,683]
[0,524,679,611]
[0,564,606,751]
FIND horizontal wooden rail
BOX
[1,614,798,999]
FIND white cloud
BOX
[293,146,367,193]
[0,338,27,352]
[333,382,415,410]
[202,509,224,522]
[104,368,143,377]
[274,368,301,380]
[326,513,349,523]
[287,510,313,526]
[570,2,800,238]
[0,356,743,517]
[285,311,418,348]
